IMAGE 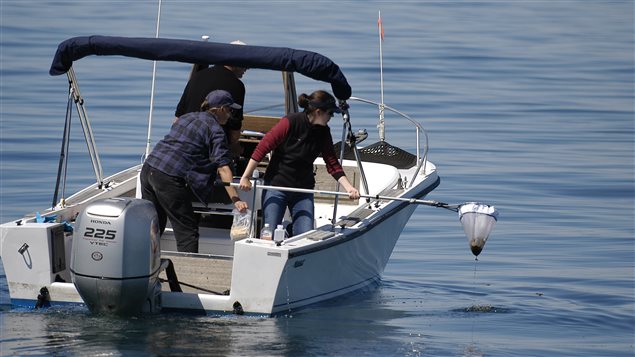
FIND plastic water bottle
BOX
[260,223,272,240]
[274,224,285,245]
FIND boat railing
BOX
[347,96,429,188]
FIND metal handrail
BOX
[347,96,429,188]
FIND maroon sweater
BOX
[251,112,345,188]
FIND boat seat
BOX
[241,115,280,137]
[332,140,418,169]
[238,115,280,162]
[221,115,277,179]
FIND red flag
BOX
[378,11,384,41]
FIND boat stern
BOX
[227,238,290,314]
[0,220,79,306]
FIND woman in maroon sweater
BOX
[239,90,359,237]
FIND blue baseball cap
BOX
[205,90,242,109]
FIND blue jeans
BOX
[262,188,314,236]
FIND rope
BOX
[158,278,228,296]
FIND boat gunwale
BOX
[286,175,440,259]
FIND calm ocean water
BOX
[1,1,633,356]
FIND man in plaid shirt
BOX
[141,90,248,253]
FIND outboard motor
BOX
[71,197,162,315]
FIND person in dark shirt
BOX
[238,90,360,237]
[174,41,247,156]
[142,90,248,253]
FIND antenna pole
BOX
[136,0,162,199]
[144,0,162,158]
[378,10,386,141]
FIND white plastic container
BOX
[273,224,285,245]
[260,223,272,240]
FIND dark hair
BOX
[298,90,336,114]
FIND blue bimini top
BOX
[49,35,352,100]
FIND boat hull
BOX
[163,172,439,315]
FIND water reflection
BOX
[0,288,420,356]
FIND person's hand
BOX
[234,200,248,212]
[348,187,360,200]
[239,176,252,191]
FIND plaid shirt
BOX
[145,111,231,201]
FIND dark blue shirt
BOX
[145,111,231,200]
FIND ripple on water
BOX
[455,305,513,314]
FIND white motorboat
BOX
[0,35,497,316]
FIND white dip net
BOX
[459,203,499,257]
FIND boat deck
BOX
[159,253,233,295]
